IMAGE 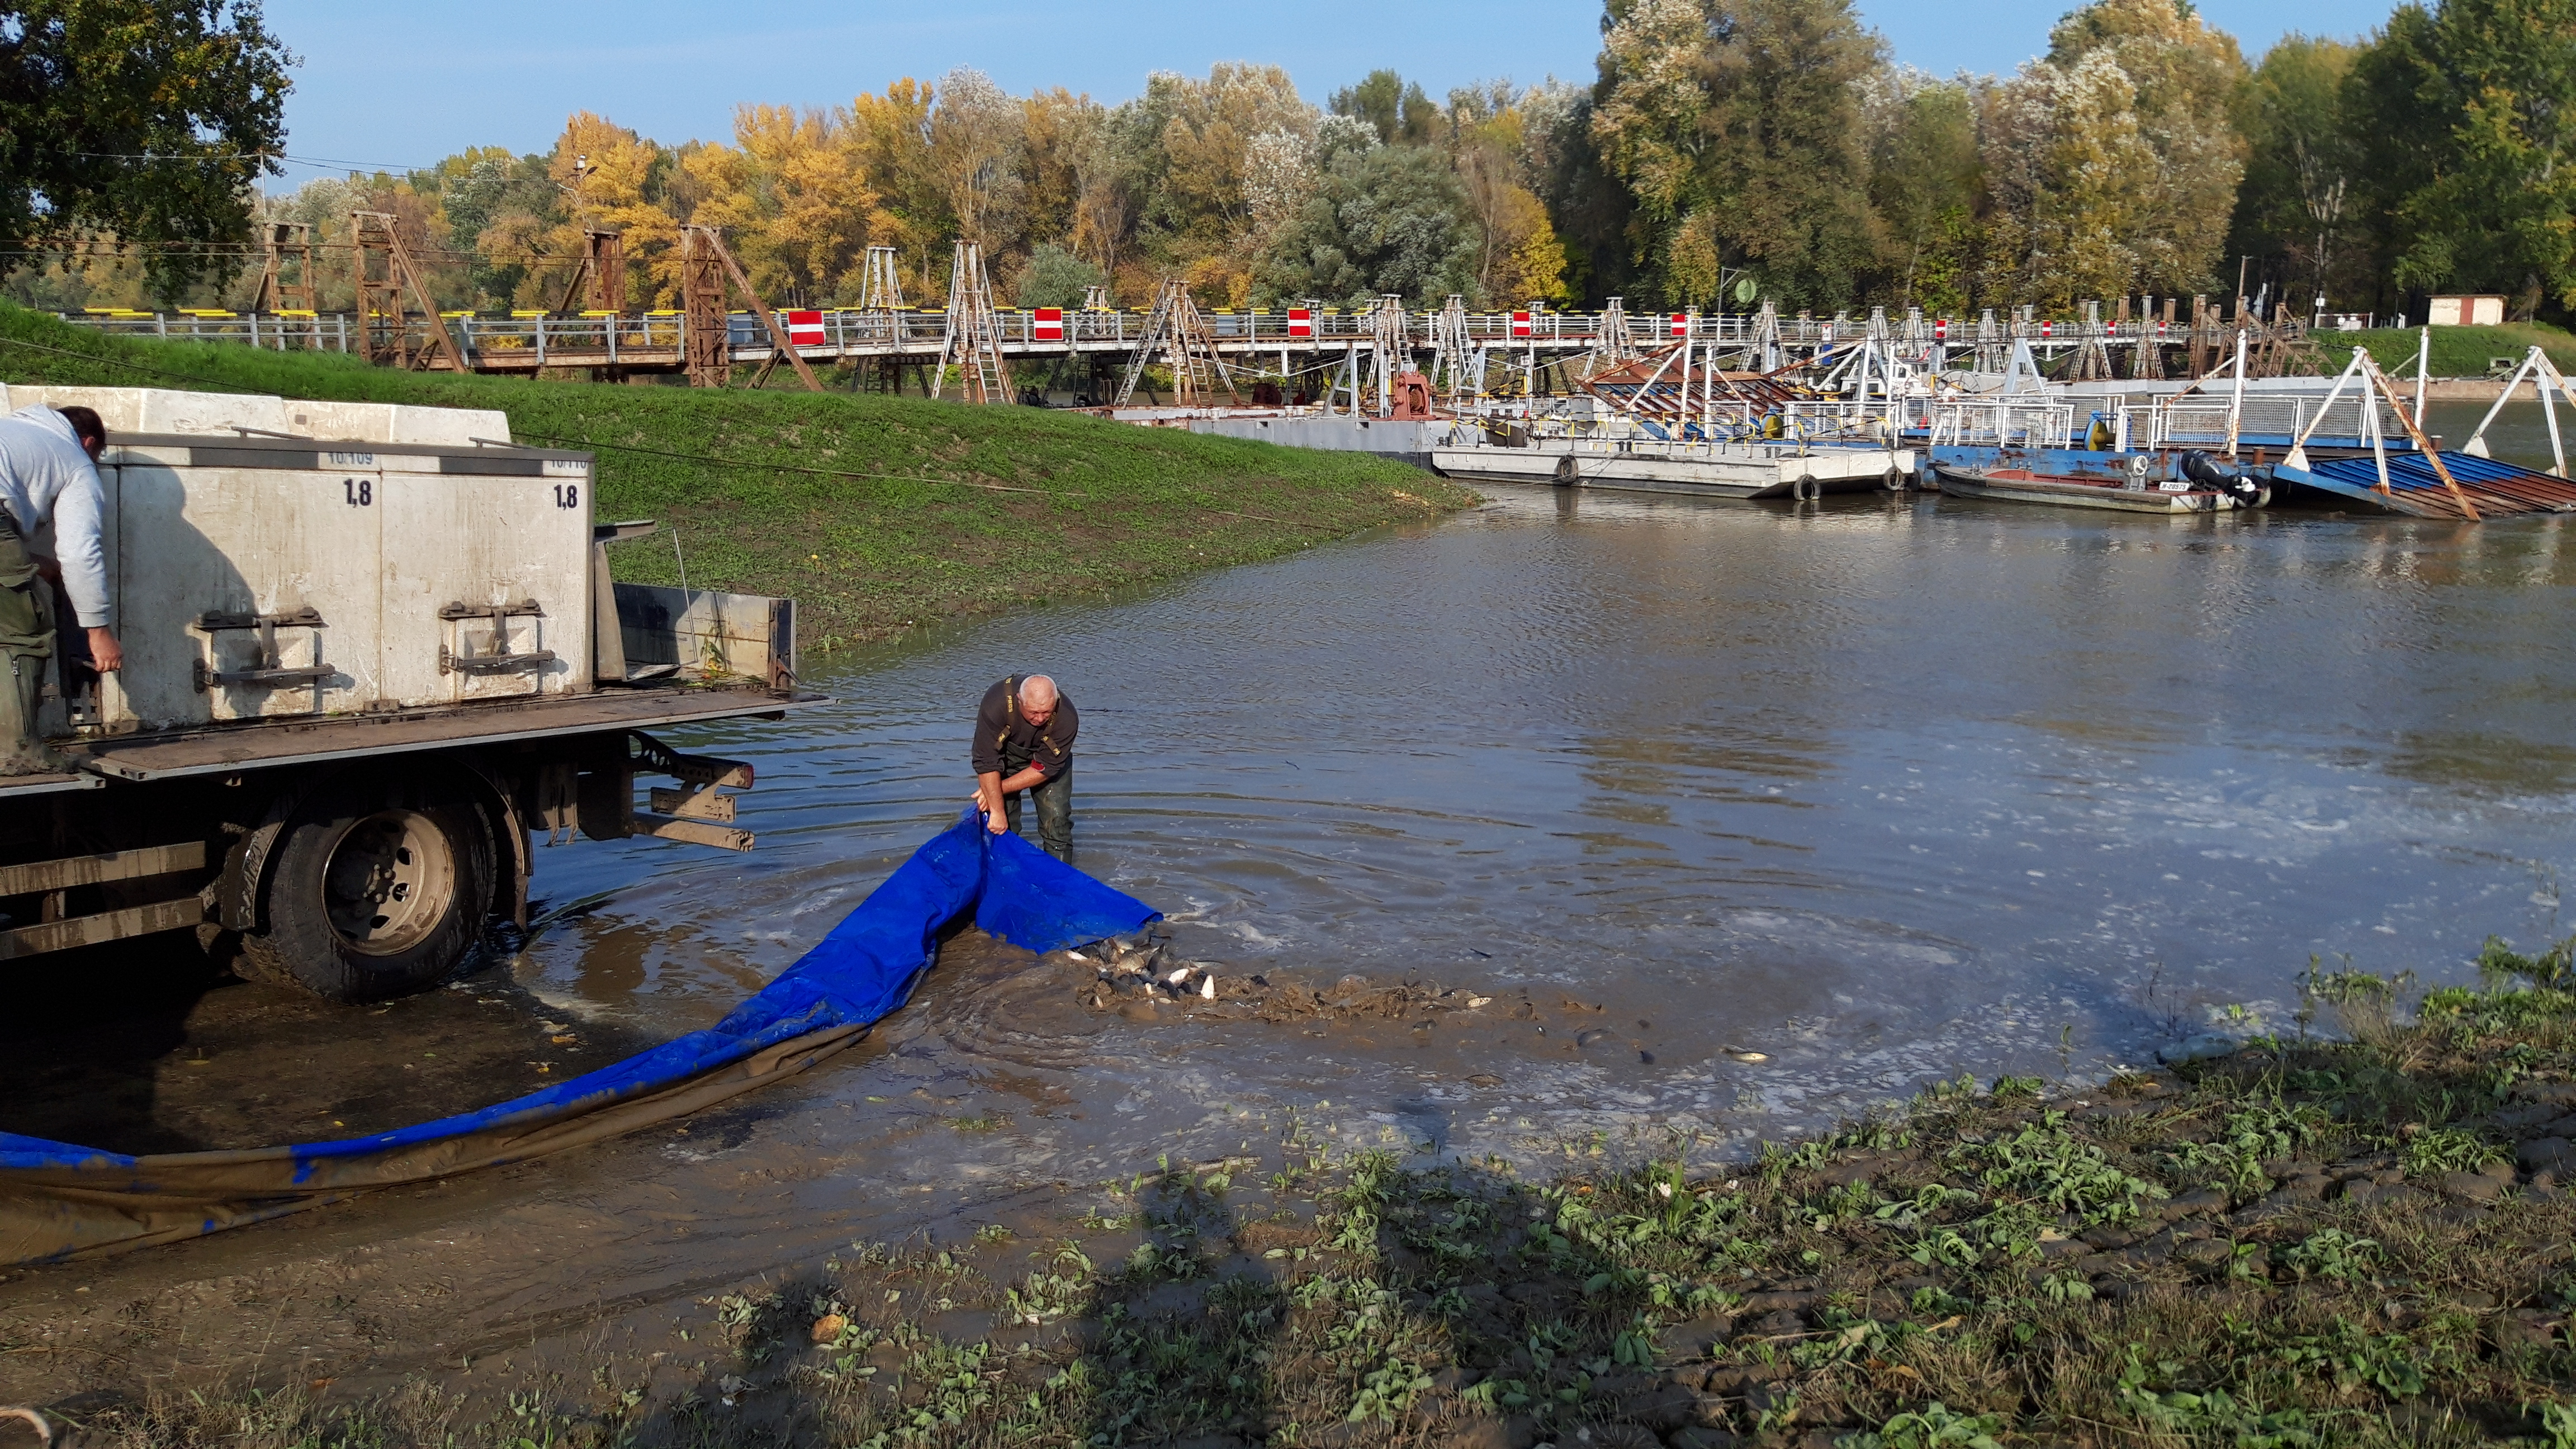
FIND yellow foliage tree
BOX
[543,112,680,306]
[849,79,944,303]
[684,103,877,305]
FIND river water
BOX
[505,405,2576,1181]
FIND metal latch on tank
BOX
[437,598,557,676]
[191,607,333,691]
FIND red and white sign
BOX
[1934,318,1948,342]
[1510,310,1533,338]
[784,310,824,346]
[1287,307,1314,338]
[2040,320,2054,338]
[1669,312,1690,337]
[1033,306,1064,340]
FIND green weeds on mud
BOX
[41,942,2576,1448]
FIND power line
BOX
[59,150,443,172]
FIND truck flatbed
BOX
[49,684,826,785]
[0,382,817,1001]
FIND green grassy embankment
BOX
[0,304,1473,651]
[2318,321,2576,380]
[64,941,2576,1447]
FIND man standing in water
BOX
[972,674,1077,861]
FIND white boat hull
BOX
[1431,439,1913,499]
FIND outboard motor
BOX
[2180,449,2267,507]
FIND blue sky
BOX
[262,0,2403,179]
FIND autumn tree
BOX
[1253,138,1479,306]
[1975,0,2245,306]
[1332,69,1441,145]
[849,79,945,301]
[684,104,875,306]
[2347,0,2576,318]
[1449,81,1572,306]
[0,0,292,299]
[1860,69,1981,312]
[1590,0,1883,309]
[930,68,1024,255]
[1123,64,1315,303]
[2225,37,2360,314]
[528,113,683,306]
[413,149,557,308]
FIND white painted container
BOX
[2,386,591,732]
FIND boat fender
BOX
[1552,453,1579,486]
[1882,465,1905,492]
[1794,474,1821,502]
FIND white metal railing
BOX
[2132,394,2408,448]
[1919,400,2077,449]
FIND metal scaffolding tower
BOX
[2068,300,2113,381]
[1115,278,1232,406]
[349,212,464,372]
[934,241,1014,404]
[678,225,822,392]
[552,229,627,318]
[1365,295,1409,411]
[859,246,906,311]
[1428,295,1478,403]
[253,221,316,314]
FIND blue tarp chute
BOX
[0,809,1157,1263]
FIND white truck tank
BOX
[2,384,591,731]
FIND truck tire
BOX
[238,769,499,1003]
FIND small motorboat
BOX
[1932,450,2269,514]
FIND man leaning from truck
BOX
[0,404,120,774]
[972,674,1076,861]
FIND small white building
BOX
[2427,295,2507,326]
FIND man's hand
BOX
[86,626,120,673]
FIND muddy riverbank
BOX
[13,945,2576,1447]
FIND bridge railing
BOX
[61,308,2285,370]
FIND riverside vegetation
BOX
[39,936,2576,1447]
[0,301,1471,651]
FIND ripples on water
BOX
[515,456,2576,1173]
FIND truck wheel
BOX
[238,771,498,1003]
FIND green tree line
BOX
[7,0,2573,323]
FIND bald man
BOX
[972,674,1078,861]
